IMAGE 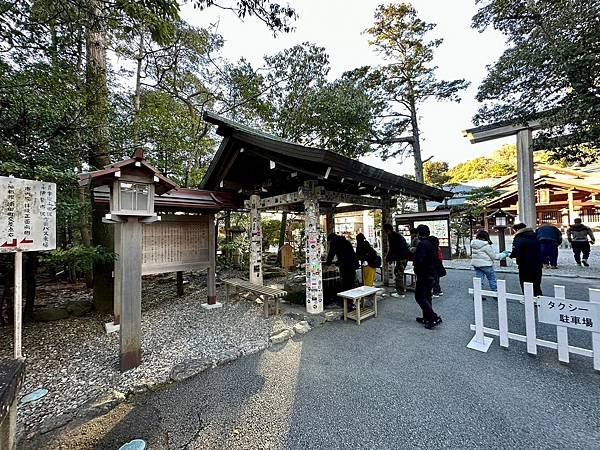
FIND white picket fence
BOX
[467,278,600,371]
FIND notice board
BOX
[141,215,210,275]
[0,176,56,252]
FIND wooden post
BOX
[325,208,335,235]
[381,198,393,287]
[13,250,22,359]
[113,224,121,325]
[516,129,536,227]
[118,218,143,371]
[224,210,231,262]
[249,194,263,285]
[176,271,184,296]
[207,214,217,304]
[304,181,323,314]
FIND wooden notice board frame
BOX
[141,215,211,275]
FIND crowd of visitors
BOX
[470,218,596,298]
[323,218,594,329]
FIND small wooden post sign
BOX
[0,176,56,359]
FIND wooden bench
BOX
[223,278,287,317]
[338,286,382,325]
[403,264,416,291]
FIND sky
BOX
[180,0,514,176]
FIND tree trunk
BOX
[23,252,39,320]
[276,212,287,265]
[409,98,427,212]
[86,0,114,312]
[133,31,144,145]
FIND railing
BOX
[467,278,600,370]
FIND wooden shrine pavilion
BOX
[201,111,451,314]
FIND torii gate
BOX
[463,119,542,227]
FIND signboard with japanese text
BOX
[538,296,599,332]
[413,219,450,247]
[0,176,56,253]
[141,215,210,275]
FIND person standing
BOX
[429,235,445,297]
[355,233,381,287]
[326,233,359,292]
[413,225,442,329]
[383,224,411,297]
[536,223,562,269]
[567,218,595,267]
[470,230,509,292]
[509,223,543,296]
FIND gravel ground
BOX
[446,246,600,279]
[0,271,299,439]
[26,269,600,450]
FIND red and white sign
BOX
[0,176,56,252]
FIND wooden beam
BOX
[463,119,543,144]
[244,190,305,210]
[318,191,384,209]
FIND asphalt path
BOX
[36,269,600,450]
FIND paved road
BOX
[33,270,600,450]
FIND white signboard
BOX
[0,176,56,252]
[538,296,599,332]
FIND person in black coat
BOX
[535,223,562,269]
[510,223,543,296]
[326,233,358,291]
[413,225,442,329]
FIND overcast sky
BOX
[181,0,514,176]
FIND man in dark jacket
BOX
[567,218,595,266]
[413,225,442,329]
[535,223,562,269]
[326,233,358,291]
[510,223,543,296]
[383,223,410,297]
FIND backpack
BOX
[367,249,382,268]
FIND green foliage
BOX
[43,245,115,281]
[225,43,376,158]
[261,219,282,249]
[472,0,600,163]
[448,157,514,182]
[365,3,470,161]
[423,161,450,187]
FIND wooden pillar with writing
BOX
[381,196,393,286]
[304,181,324,314]
[207,213,217,304]
[249,194,263,285]
[118,218,143,371]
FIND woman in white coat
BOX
[471,230,509,291]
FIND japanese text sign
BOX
[537,296,599,332]
[0,176,56,252]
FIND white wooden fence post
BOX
[497,279,509,348]
[554,285,569,363]
[523,282,537,355]
[590,288,600,371]
[467,277,493,352]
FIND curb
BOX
[446,266,600,282]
